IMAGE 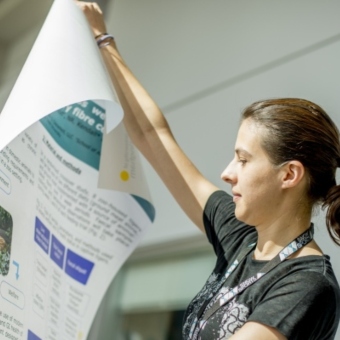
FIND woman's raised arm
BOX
[77,2,219,232]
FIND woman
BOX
[77,2,340,339]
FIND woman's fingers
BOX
[75,1,107,37]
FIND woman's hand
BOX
[76,1,107,37]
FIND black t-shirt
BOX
[183,191,340,339]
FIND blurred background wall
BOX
[1,0,340,339]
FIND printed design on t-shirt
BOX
[200,285,250,340]
[183,272,251,340]
[183,272,225,338]
[218,298,249,339]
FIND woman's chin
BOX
[234,209,255,226]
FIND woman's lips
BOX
[232,192,241,202]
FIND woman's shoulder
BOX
[280,254,340,294]
[248,255,340,340]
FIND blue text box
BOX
[34,217,50,254]
[65,249,94,285]
[50,235,65,269]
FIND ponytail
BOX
[323,185,340,246]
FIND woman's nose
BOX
[221,161,236,184]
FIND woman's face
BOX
[221,118,284,227]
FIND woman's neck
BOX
[253,213,313,261]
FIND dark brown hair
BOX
[242,98,340,245]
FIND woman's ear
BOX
[281,161,306,189]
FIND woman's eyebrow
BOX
[235,148,252,158]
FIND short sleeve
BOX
[203,190,256,260]
[248,270,340,340]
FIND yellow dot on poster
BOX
[120,170,130,181]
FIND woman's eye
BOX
[239,159,247,165]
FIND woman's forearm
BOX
[77,1,218,230]
[99,41,173,158]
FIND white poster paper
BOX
[0,1,154,339]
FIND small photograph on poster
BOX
[0,205,13,276]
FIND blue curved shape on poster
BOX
[131,195,155,222]
[40,101,104,170]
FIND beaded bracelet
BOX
[95,33,114,48]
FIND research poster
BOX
[0,1,154,339]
